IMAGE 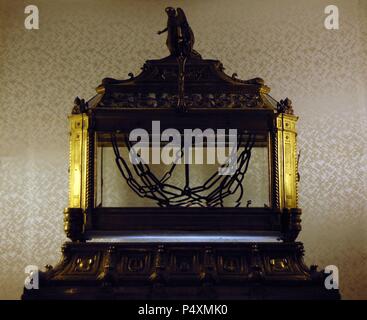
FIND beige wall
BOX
[0,0,366,299]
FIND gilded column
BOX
[64,112,90,241]
[276,112,299,209]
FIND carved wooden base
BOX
[22,241,340,300]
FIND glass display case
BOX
[64,73,301,240]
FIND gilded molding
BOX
[67,114,89,209]
[65,113,91,240]
[276,112,299,209]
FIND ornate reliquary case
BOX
[65,54,301,242]
[22,8,340,300]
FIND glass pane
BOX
[95,132,270,208]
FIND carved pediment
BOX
[93,55,271,110]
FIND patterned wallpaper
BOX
[0,0,366,299]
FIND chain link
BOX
[111,132,255,207]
